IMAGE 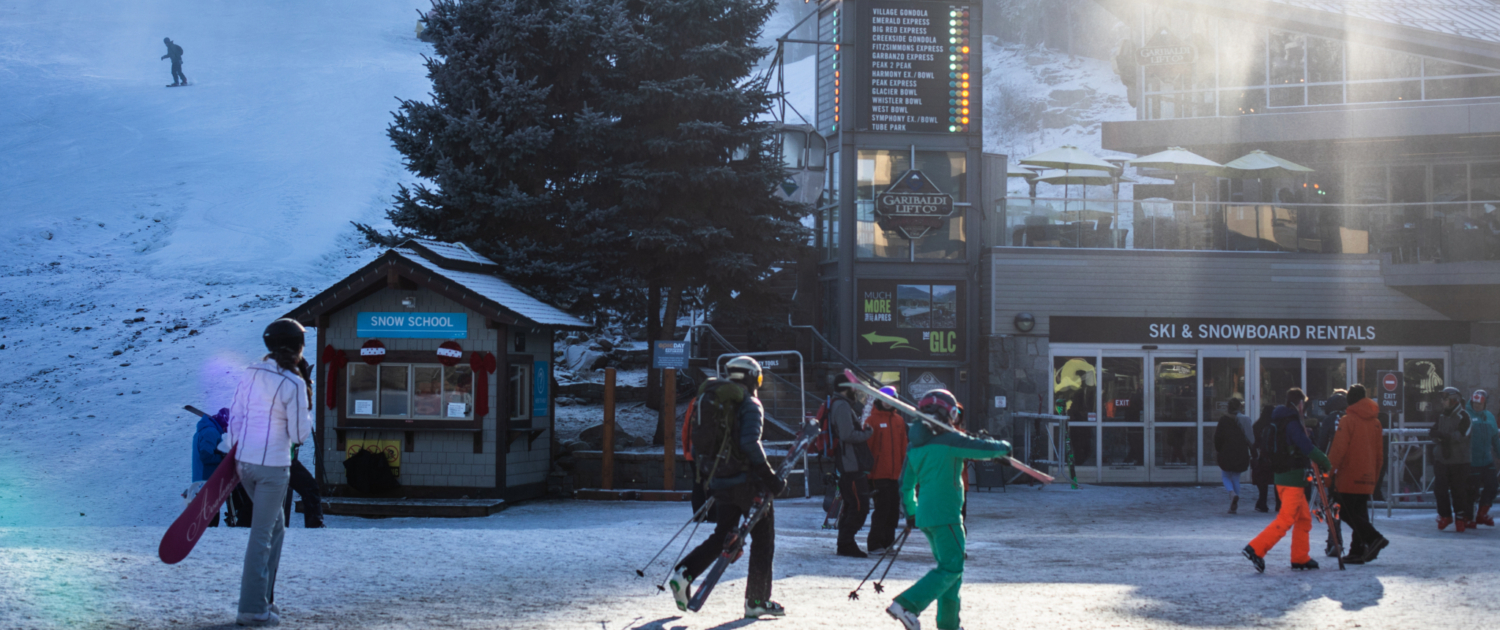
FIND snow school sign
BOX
[1051,316,1469,346]
[357,312,468,339]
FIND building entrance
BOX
[1052,345,1449,484]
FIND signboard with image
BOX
[857,279,965,361]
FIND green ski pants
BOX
[894,524,966,630]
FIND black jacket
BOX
[1214,413,1252,473]
[163,42,183,63]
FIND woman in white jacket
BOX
[229,318,313,627]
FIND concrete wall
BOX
[1452,344,1500,398]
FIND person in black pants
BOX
[1431,387,1473,531]
[830,373,874,557]
[282,456,325,528]
[669,357,785,619]
[160,37,186,86]
[1251,405,1279,513]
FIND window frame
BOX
[335,349,486,431]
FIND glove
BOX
[906,516,917,529]
[758,464,786,496]
[216,431,233,454]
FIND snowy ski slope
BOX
[0,0,432,527]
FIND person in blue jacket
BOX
[191,408,232,527]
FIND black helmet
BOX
[263,318,306,353]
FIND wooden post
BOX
[663,368,677,491]
[602,367,616,490]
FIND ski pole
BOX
[872,524,913,594]
[635,497,715,578]
[654,514,708,591]
[848,524,910,600]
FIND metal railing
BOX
[1004,197,1500,262]
[1377,428,1439,516]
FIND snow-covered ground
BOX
[0,0,431,528]
[3,486,1496,629]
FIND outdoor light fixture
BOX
[401,296,417,310]
[1014,312,1035,333]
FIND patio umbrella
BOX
[1221,150,1313,179]
[1020,145,1117,172]
[1129,146,1224,202]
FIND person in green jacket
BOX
[1467,389,1500,527]
[886,390,1010,630]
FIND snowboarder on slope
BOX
[669,356,786,619]
[161,37,186,86]
[886,389,1011,630]
[227,319,313,626]
[1242,388,1331,572]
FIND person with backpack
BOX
[1250,405,1277,513]
[160,37,187,86]
[227,319,314,626]
[885,390,1010,630]
[1328,385,1388,564]
[1242,388,1331,573]
[1214,398,1252,514]
[831,373,875,558]
[1467,389,1499,528]
[865,386,908,553]
[670,356,786,619]
[1430,386,1473,531]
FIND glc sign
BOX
[874,169,955,239]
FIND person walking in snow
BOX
[1327,385,1388,564]
[831,373,875,558]
[886,390,1011,630]
[227,319,313,627]
[865,386,908,553]
[160,37,187,86]
[1214,398,1252,514]
[669,356,785,619]
[281,450,325,529]
[1467,389,1500,528]
[1250,405,1278,513]
[191,407,232,527]
[1430,386,1473,531]
[1242,388,1331,572]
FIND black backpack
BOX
[691,378,748,481]
[1259,412,1302,474]
[344,449,400,495]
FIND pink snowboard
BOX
[159,444,238,564]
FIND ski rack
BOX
[714,350,811,498]
[1013,412,1074,488]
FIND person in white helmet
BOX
[1430,386,1473,531]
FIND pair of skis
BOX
[838,369,1054,485]
[683,417,822,612]
[1309,461,1346,570]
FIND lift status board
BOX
[862,1,973,133]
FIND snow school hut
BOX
[284,240,588,513]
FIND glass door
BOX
[1100,353,1147,482]
[1352,354,1398,428]
[1150,354,1199,483]
[1052,354,1099,483]
[1255,351,1304,415]
[1201,353,1249,483]
[1305,352,1350,438]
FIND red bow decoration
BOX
[470,351,498,418]
[321,345,348,410]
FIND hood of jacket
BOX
[908,417,938,447]
[1345,398,1379,424]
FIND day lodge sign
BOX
[874,169,955,239]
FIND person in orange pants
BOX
[1243,388,1331,572]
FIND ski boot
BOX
[1229,496,1239,514]
[744,599,785,619]
[1291,559,1320,570]
[1242,545,1265,573]
[886,601,921,630]
[1478,505,1495,527]
[1455,517,1468,533]
[1437,516,1453,530]
[1341,551,1366,565]
[667,567,692,612]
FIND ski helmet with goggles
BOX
[917,389,962,422]
[1442,386,1463,403]
[725,356,762,389]
[1473,389,1489,406]
[263,318,306,353]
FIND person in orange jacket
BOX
[1328,384,1388,565]
[865,386,908,553]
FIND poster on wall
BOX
[533,360,549,417]
[857,279,964,361]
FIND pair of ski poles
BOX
[634,497,717,589]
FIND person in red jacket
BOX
[865,386,908,553]
[1328,385,1388,564]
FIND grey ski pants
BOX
[238,462,290,615]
